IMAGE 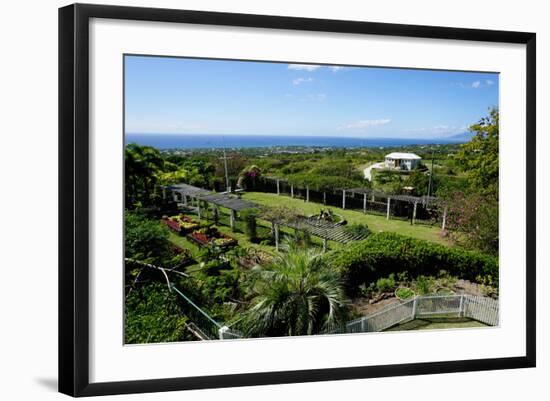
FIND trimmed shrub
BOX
[325,232,498,296]
[343,223,372,238]
[240,209,259,241]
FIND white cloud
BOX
[344,119,391,129]
[292,77,314,85]
[287,64,349,73]
[288,64,322,71]
[455,79,495,89]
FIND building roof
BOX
[385,152,421,160]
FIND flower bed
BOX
[162,214,200,234]
[213,236,237,248]
[187,228,237,248]
[188,231,211,246]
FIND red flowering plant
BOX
[237,165,261,189]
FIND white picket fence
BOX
[462,294,499,326]
[325,294,499,334]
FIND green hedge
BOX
[325,232,498,295]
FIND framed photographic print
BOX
[58,3,536,397]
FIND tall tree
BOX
[446,108,500,255]
[455,107,499,198]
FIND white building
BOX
[384,152,421,171]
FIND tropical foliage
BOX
[125,211,170,263]
[445,191,499,255]
[125,143,164,208]
[243,241,349,337]
[125,282,191,343]
[455,107,499,198]
[122,108,500,342]
[445,107,499,254]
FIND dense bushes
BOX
[125,211,170,263]
[325,232,498,296]
[125,282,192,344]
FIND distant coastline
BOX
[125,133,470,150]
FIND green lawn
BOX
[168,231,202,259]
[385,317,487,331]
[240,191,450,246]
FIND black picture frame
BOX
[59,3,536,397]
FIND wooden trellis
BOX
[286,216,369,251]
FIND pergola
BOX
[343,187,447,228]
[164,183,257,230]
[198,193,257,230]
[167,183,211,205]
[262,176,448,229]
[286,216,369,251]
[263,176,321,203]
[165,182,373,252]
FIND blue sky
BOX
[125,55,499,139]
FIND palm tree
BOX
[242,241,349,337]
[125,144,164,207]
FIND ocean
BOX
[125,133,465,150]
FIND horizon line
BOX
[125,132,469,140]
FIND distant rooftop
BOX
[385,152,421,160]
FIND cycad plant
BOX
[243,240,349,337]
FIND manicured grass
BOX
[240,191,451,246]
[385,317,487,331]
[168,231,202,259]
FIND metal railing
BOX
[462,294,499,326]
[218,326,244,340]
[179,293,498,340]
[324,294,499,335]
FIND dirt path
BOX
[363,162,384,181]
